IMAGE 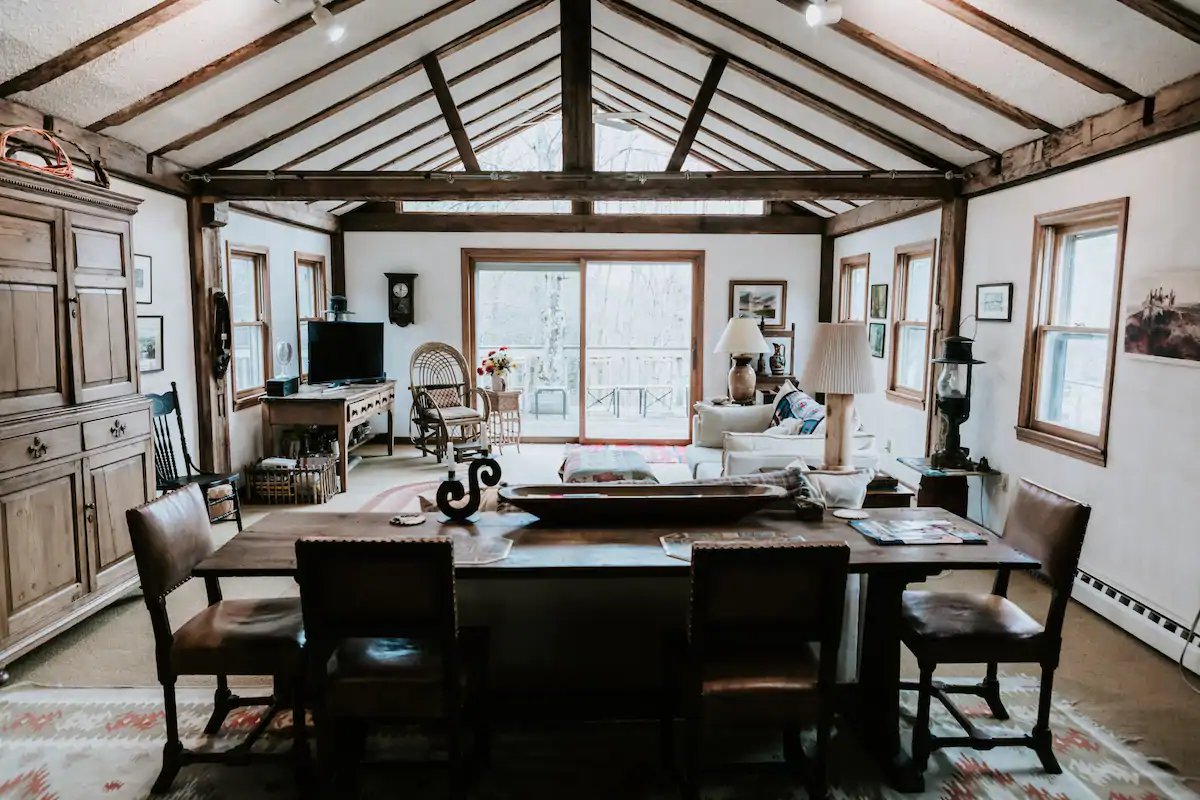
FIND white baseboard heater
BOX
[1073,571,1199,676]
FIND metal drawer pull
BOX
[110,420,127,438]
[27,436,48,459]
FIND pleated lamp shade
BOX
[800,323,876,394]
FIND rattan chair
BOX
[409,342,491,462]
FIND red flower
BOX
[487,350,496,356]
[499,346,508,351]
[476,367,484,375]
[485,366,494,374]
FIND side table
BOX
[896,456,995,517]
[482,389,522,453]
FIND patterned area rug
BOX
[0,681,1193,799]
[564,444,688,464]
[357,479,441,514]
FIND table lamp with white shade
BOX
[714,316,770,404]
[800,323,876,470]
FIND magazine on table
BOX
[850,519,988,546]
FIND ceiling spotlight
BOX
[805,0,843,26]
[311,1,346,42]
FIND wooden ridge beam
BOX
[1113,0,1200,45]
[771,0,1056,133]
[1,0,210,97]
[196,171,960,201]
[667,54,727,171]
[422,54,479,171]
[197,0,550,170]
[825,198,941,237]
[668,0,997,155]
[276,27,559,170]
[89,0,371,131]
[921,0,1140,102]
[593,31,877,170]
[598,0,958,171]
[341,212,826,234]
[963,70,1200,196]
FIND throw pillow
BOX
[693,402,775,448]
[803,468,873,509]
[676,466,823,507]
[771,381,826,429]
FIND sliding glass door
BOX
[466,250,702,445]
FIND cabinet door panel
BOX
[85,439,151,593]
[0,200,68,415]
[0,462,85,641]
[67,212,136,404]
[72,227,123,273]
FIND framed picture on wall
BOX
[134,254,153,304]
[976,282,1014,321]
[868,322,886,358]
[137,316,164,373]
[729,280,786,328]
[870,283,888,319]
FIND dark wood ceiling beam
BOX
[335,74,558,171]
[666,54,726,171]
[197,0,550,170]
[341,212,825,233]
[196,171,960,201]
[921,0,1141,102]
[826,198,942,237]
[277,28,559,170]
[1113,0,1200,44]
[597,0,958,171]
[593,32,877,170]
[771,0,1056,133]
[422,54,479,171]
[667,0,997,155]
[561,0,593,214]
[0,0,210,96]
[89,0,371,131]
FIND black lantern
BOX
[930,335,984,471]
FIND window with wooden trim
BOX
[838,255,869,322]
[888,241,936,408]
[227,245,271,407]
[1018,198,1128,465]
[294,252,327,382]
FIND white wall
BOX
[112,178,198,472]
[961,131,1200,625]
[832,211,942,479]
[343,232,822,430]
[222,211,331,471]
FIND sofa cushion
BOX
[770,383,825,429]
[693,402,775,448]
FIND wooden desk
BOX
[195,506,1035,791]
[260,381,396,492]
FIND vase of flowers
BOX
[478,348,515,392]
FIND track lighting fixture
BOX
[311,0,346,42]
[805,0,843,26]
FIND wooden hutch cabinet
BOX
[0,163,153,684]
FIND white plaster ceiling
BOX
[1,0,1198,192]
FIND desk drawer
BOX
[0,425,81,472]
[347,390,393,422]
[83,409,150,450]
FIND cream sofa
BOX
[685,401,879,478]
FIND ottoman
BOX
[558,448,659,484]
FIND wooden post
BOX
[331,228,347,298]
[819,234,835,323]
[187,197,232,473]
[561,0,593,215]
[926,196,968,455]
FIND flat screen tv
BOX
[308,321,385,384]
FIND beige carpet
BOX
[5,444,1196,789]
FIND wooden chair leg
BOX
[809,704,834,800]
[231,483,244,532]
[291,679,312,784]
[911,664,936,773]
[204,675,233,735]
[314,708,338,799]
[1033,665,1061,774]
[682,713,701,800]
[448,714,467,800]
[152,681,184,794]
[982,663,1009,720]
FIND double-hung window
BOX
[227,245,271,408]
[294,253,327,382]
[888,241,935,408]
[839,255,869,322]
[1018,198,1128,465]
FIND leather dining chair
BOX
[900,479,1091,775]
[664,541,850,800]
[125,484,307,794]
[295,537,490,798]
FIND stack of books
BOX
[851,519,987,546]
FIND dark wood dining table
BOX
[194,506,1038,791]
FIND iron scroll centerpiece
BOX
[436,458,502,523]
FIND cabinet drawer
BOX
[0,425,81,473]
[348,390,393,422]
[83,409,150,450]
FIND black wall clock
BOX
[385,272,417,327]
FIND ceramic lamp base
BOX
[728,356,757,404]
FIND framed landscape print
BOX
[870,284,888,319]
[868,322,886,358]
[976,282,1013,321]
[137,315,164,373]
[1124,269,1200,368]
[134,253,153,304]
[729,280,786,328]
